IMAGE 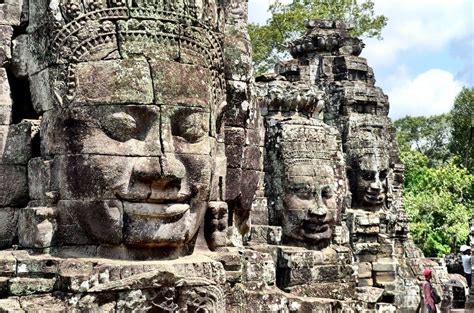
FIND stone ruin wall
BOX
[0,0,457,311]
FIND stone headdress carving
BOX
[31,0,226,111]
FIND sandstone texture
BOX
[0,0,455,312]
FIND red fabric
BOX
[422,268,432,278]
[423,281,436,312]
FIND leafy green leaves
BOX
[401,131,474,257]
[248,0,388,74]
[450,87,474,171]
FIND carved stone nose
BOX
[132,157,162,181]
[131,155,185,183]
[308,206,327,217]
[161,154,186,181]
[369,181,382,190]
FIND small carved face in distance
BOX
[281,163,339,248]
[270,120,347,249]
[351,154,389,210]
[44,57,222,255]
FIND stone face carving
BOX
[0,0,456,308]
[348,150,390,210]
[265,116,348,249]
[13,0,229,258]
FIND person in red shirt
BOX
[422,268,436,313]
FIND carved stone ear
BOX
[215,100,228,134]
[204,201,228,251]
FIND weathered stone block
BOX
[288,282,356,300]
[250,197,269,225]
[224,35,253,82]
[0,120,38,165]
[0,68,12,125]
[0,251,16,276]
[0,207,18,248]
[241,169,260,211]
[225,126,245,146]
[8,277,56,296]
[373,271,396,286]
[0,25,13,64]
[355,286,383,303]
[0,164,28,207]
[225,143,244,168]
[358,278,374,287]
[280,264,343,288]
[224,80,251,127]
[19,294,67,311]
[247,225,282,245]
[226,167,242,200]
[73,59,153,106]
[18,207,57,248]
[372,257,398,272]
[15,254,60,278]
[0,297,22,312]
[243,145,262,171]
[241,250,275,284]
[28,158,58,202]
[0,0,24,26]
[358,262,373,278]
[354,243,380,255]
[29,66,66,113]
[278,246,338,268]
[150,59,211,106]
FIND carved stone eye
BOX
[172,112,206,143]
[101,112,138,142]
[379,169,389,180]
[321,186,334,199]
[361,170,376,181]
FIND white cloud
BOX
[388,69,463,119]
[248,0,292,24]
[363,0,473,69]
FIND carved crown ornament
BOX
[40,0,226,108]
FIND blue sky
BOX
[248,0,473,119]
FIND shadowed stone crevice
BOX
[5,68,37,123]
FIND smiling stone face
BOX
[41,56,223,256]
[24,0,229,258]
[265,117,348,249]
[349,152,390,211]
[281,161,340,247]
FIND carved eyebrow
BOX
[286,183,315,192]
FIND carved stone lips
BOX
[303,222,329,234]
[123,202,190,218]
[364,193,384,203]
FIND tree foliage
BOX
[402,155,474,257]
[249,0,388,74]
[395,114,452,167]
[398,88,474,257]
[450,87,474,171]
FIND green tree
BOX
[402,151,474,257]
[450,87,474,171]
[249,0,388,74]
[394,114,452,167]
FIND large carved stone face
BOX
[351,153,389,210]
[267,118,347,249]
[41,56,224,255]
[24,0,228,257]
[281,162,339,247]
